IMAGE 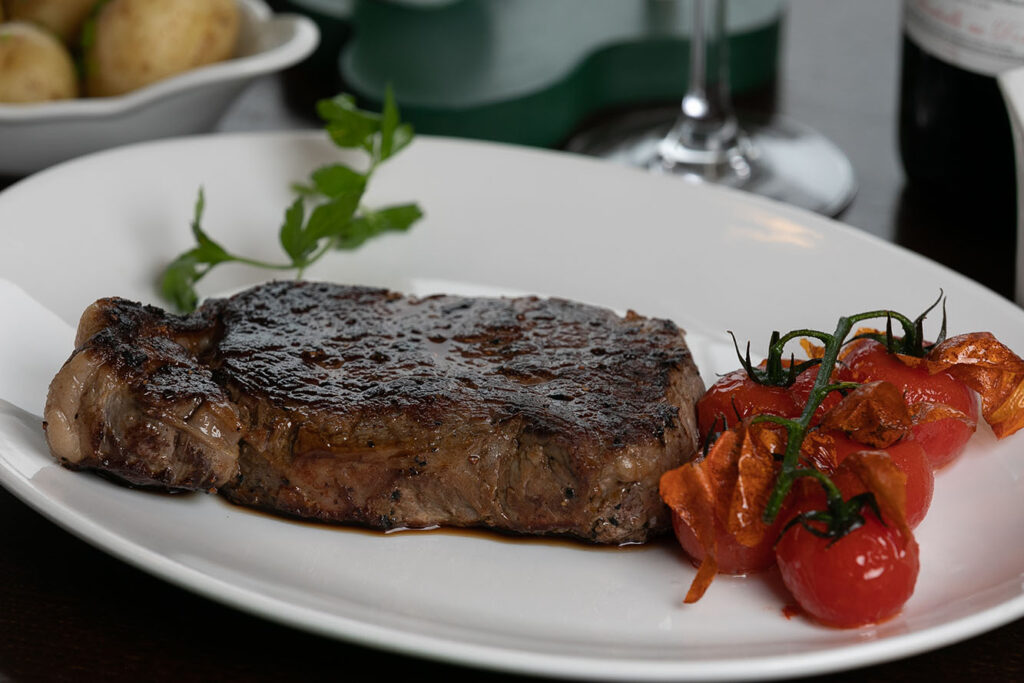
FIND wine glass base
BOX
[566,107,857,217]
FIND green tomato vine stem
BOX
[752,305,941,528]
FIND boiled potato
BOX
[4,0,100,43]
[85,0,239,97]
[0,21,79,103]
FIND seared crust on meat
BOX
[44,281,704,544]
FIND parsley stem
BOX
[230,256,296,271]
[296,238,335,279]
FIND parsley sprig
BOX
[160,87,422,313]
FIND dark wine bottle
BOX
[898,1,1022,202]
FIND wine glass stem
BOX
[660,0,743,165]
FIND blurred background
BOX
[269,0,782,148]
[0,0,1017,297]
[252,0,1017,301]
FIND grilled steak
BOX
[44,281,704,544]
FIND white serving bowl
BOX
[0,0,319,176]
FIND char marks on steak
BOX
[44,281,704,544]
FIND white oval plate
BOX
[0,132,1022,681]
[0,0,319,175]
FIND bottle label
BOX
[905,0,1024,75]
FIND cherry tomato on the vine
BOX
[670,505,789,577]
[827,432,934,529]
[774,489,919,628]
[788,362,847,425]
[696,368,799,439]
[842,338,979,469]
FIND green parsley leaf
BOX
[380,85,414,161]
[388,123,415,159]
[160,189,236,312]
[188,189,232,265]
[318,94,381,153]
[339,203,423,249]
[278,198,307,265]
[380,85,399,161]
[302,190,363,251]
[310,164,367,199]
[160,251,203,314]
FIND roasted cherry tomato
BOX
[842,338,979,469]
[774,489,919,628]
[671,505,789,576]
[788,362,847,425]
[696,368,799,440]
[827,432,934,529]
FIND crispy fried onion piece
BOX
[659,421,782,603]
[909,401,975,430]
[836,328,978,432]
[902,332,1024,439]
[819,381,911,447]
[801,431,840,474]
[799,338,826,360]
[834,450,914,542]
[801,383,914,474]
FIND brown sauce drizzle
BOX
[214,496,668,553]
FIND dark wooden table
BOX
[2,1,1021,681]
